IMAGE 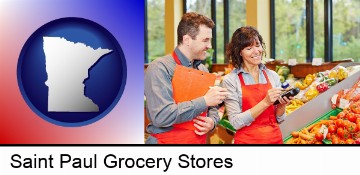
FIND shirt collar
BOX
[174,47,201,68]
[235,63,266,74]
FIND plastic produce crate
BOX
[283,108,343,144]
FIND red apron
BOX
[151,51,207,144]
[234,70,283,144]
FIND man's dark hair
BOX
[177,12,215,45]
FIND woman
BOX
[222,26,290,144]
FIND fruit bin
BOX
[283,108,342,144]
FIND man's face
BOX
[188,25,212,60]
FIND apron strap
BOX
[238,69,270,86]
[151,50,208,144]
[172,51,181,65]
[262,70,271,85]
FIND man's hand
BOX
[204,86,228,107]
[193,116,214,135]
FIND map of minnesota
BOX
[43,37,112,112]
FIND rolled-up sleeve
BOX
[207,106,220,131]
[221,74,254,130]
[276,112,286,123]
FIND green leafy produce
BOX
[277,66,290,79]
[279,75,285,83]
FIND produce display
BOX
[284,66,353,115]
[285,78,360,144]
[294,67,348,102]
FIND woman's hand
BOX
[275,96,293,117]
[276,96,292,108]
[263,88,283,106]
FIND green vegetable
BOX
[320,76,329,82]
[279,75,285,83]
[275,65,281,73]
[325,78,337,86]
[316,72,324,78]
[277,66,290,79]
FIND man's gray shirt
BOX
[144,47,219,143]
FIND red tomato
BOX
[350,103,360,114]
[331,134,338,141]
[354,132,360,140]
[337,128,344,138]
[356,117,360,124]
[346,122,358,133]
[343,120,350,129]
[337,112,346,119]
[332,137,340,144]
[326,133,331,140]
[315,141,323,144]
[336,119,344,128]
[328,125,337,133]
[343,130,351,139]
[355,114,360,118]
[345,138,354,144]
[315,132,324,141]
[346,113,357,123]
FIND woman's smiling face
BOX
[240,37,263,66]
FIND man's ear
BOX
[183,35,191,46]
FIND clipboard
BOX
[172,64,216,130]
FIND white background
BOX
[0,146,359,174]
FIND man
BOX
[144,12,228,144]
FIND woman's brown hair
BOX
[225,26,266,68]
